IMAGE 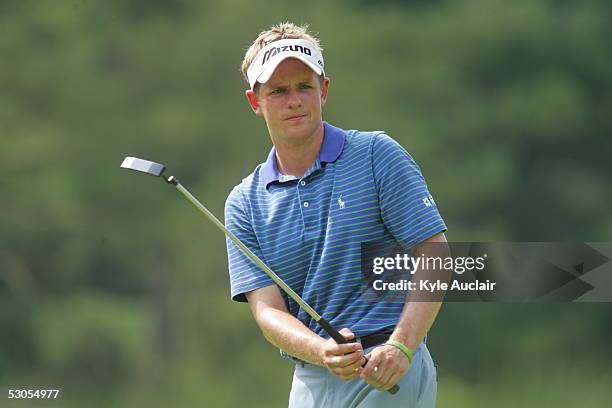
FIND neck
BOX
[272,123,324,178]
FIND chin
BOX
[283,120,310,134]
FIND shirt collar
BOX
[261,121,346,188]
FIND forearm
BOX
[390,301,442,351]
[391,233,449,351]
[252,300,326,365]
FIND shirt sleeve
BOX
[372,133,447,247]
[225,184,275,302]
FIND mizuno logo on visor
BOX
[262,45,312,65]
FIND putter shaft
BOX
[120,157,400,394]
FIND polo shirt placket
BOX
[297,160,324,240]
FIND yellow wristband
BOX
[385,340,413,364]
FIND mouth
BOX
[284,114,307,121]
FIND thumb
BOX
[339,327,355,341]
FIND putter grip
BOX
[318,318,400,395]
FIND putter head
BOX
[120,156,166,177]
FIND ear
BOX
[320,77,330,107]
[245,89,263,116]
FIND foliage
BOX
[1,0,611,406]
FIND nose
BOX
[286,89,302,109]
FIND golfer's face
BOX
[253,58,329,143]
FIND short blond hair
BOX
[241,22,323,84]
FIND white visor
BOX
[247,38,325,90]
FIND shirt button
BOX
[300,181,306,186]
[303,202,310,208]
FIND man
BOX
[225,22,448,407]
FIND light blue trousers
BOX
[288,342,437,408]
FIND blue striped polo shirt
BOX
[224,122,446,338]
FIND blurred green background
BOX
[1,0,611,406]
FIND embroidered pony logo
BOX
[337,195,346,210]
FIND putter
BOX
[120,156,400,394]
